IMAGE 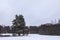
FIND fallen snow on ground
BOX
[0,33,13,36]
[0,34,60,40]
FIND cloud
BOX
[0,0,60,26]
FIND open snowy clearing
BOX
[0,34,60,40]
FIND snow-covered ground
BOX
[0,34,60,40]
[0,33,13,36]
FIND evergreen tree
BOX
[12,14,26,36]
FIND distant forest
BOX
[0,14,60,36]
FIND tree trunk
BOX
[18,33,20,36]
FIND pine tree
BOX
[12,14,25,36]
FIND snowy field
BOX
[0,34,60,40]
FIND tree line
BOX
[0,14,60,36]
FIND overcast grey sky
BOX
[0,0,60,26]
